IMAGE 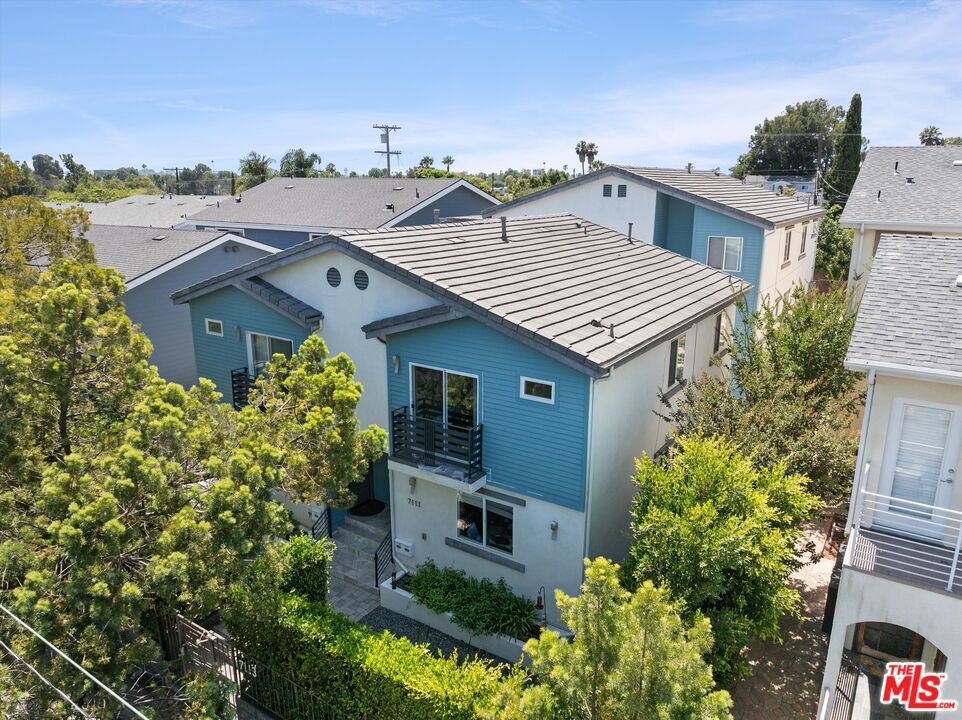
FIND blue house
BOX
[183,176,500,249]
[172,214,744,617]
[486,165,825,316]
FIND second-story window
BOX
[707,236,743,272]
[520,376,555,404]
[413,365,478,429]
[249,332,293,372]
[602,184,612,197]
[205,318,223,336]
[800,223,808,256]
[668,333,686,387]
[783,226,793,264]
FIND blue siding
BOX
[399,185,496,225]
[188,286,311,396]
[690,206,764,314]
[386,317,589,511]
[664,195,694,257]
[196,225,309,250]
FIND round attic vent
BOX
[326,267,341,287]
[354,270,369,291]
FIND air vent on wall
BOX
[327,267,341,287]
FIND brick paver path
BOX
[731,520,836,719]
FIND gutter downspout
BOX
[848,222,865,289]
[846,369,876,533]
[582,378,596,571]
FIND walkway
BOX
[326,509,391,621]
[731,518,835,720]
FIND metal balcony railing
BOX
[390,406,483,480]
[847,464,962,594]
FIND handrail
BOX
[311,505,333,541]
[373,531,393,589]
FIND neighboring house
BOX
[44,194,230,228]
[842,146,962,288]
[83,225,275,386]
[171,214,744,614]
[744,174,817,194]
[182,176,501,249]
[818,235,962,718]
[484,165,824,315]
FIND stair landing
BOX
[327,509,391,621]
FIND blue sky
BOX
[1,0,960,175]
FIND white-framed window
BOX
[411,364,478,429]
[520,376,555,404]
[602,184,612,197]
[247,331,294,372]
[205,318,224,337]
[668,333,686,387]
[783,226,793,263]
[457,494,514,555]
[799,223,808,256]
[707,236,743,272]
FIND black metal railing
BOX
[311,505,333,541]
[373,531,393,589]
[390,406,483,479]
[231,366,256,410]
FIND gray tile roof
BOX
[486,166,824,228]
[45,194,229,228]
[839,147,962,228]
[173,214,746,375]
[846,234,962,379]
[236,276,322,329]
[186,176,478,229]
[82,224,228,282]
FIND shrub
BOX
[282,534,333,603]
[229,595,512,720]
[406,561,539,641]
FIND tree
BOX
[815,205,854,281]
[919,126,944,145]
[418,155,434,169]
[491,558,732,720]
[0,153,44,199]
[946,136,962,145]
[59,153,92,192]
[730,99,844,179]
[31,154,63,189]
[575,140,590,175]
[624,436,818,684]
[823,93,862,204]
[584,142,599,169]
[367,167,385,178]
[324,162,339,176]
[279,148,321,177]
[442,155,455,171]
[238,151,274,187]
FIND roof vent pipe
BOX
[894,161,899,174]
[876,190,882,203]
[686,163,693,173]
[628,222,633,243]
[501,216,508,242]
[416,188,420,198]
[433,208,440,224]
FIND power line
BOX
[0,636,92,718]
[0,603,150,720]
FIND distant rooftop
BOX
[846,234,962,381]
[174,214,746,374]
[44,194,229,228]
[840,146,962,228]
[186,176,493,230]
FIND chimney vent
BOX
[686,163,693,173]
[501,216,508,242]
[416,187,420,198]
[151,234,167,241]
[906,177,915,184]
[433,208,440,224]
[876,190,882,203]
[628,222,633,243]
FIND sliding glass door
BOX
[411,365,478,462]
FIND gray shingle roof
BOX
[486,166,824,228]
[174,214,746,375]
[45,194,229,228]
[839,147,962,228]
[236,277,322,329]
[186,177,479,229]
[82,224,228,282]
[846,234,962,379]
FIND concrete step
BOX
[330,563,381,593]
[331,549,374,574]
[338,514,390,544]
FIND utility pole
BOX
[163,167,179,194]
[373,124,401,177]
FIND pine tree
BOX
[823,93,862,204]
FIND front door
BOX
[880,400,960,539]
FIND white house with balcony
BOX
[818,234,962,719]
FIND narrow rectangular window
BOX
[602,184,612,197]
[707,236,743,272]
[205,318,223,336]
[783,227,793,263]
[799,224,808,256]
[713,313,724,354]
[617,184,627,198]
[520,376,555,404]
[668,334,686,387]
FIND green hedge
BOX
[282,534,332,603]
[234,596,511,720]
[406,561,539,641]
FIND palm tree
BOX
[919,126,944,146]
[419,156,434,169]
[575,140,589,176]
[238,151,274,188]
[585,142,599,169]
[442,155,455,172]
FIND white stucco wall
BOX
[261,248,436,430]
[389,470,587,622]
[489,174,658,242]
[756,220,818,304]
[585,308,732,562]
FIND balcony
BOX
[847,473,962,595]
[389,406,485,491]
[230,367,256,410]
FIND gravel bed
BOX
[358,606,506,667]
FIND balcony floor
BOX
[851,527,961,595]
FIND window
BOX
[602,184,612,197]
[458,495,513,554]
[412,365,478,428]
[713,313,725,354]
[617,184,627,198]
[205,318,223,337]
[354,269,370,290]
[520,376,555,404]
[707,236,743,272]
[799,223,808,256]
[783,226,793,263]
[248,332,294,371]
[668,333,686,387]
[308,233,326,241]
[326,267,341,287]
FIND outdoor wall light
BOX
[550,520,558,539]
[408,476,416,494]
[392,354,400,374]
